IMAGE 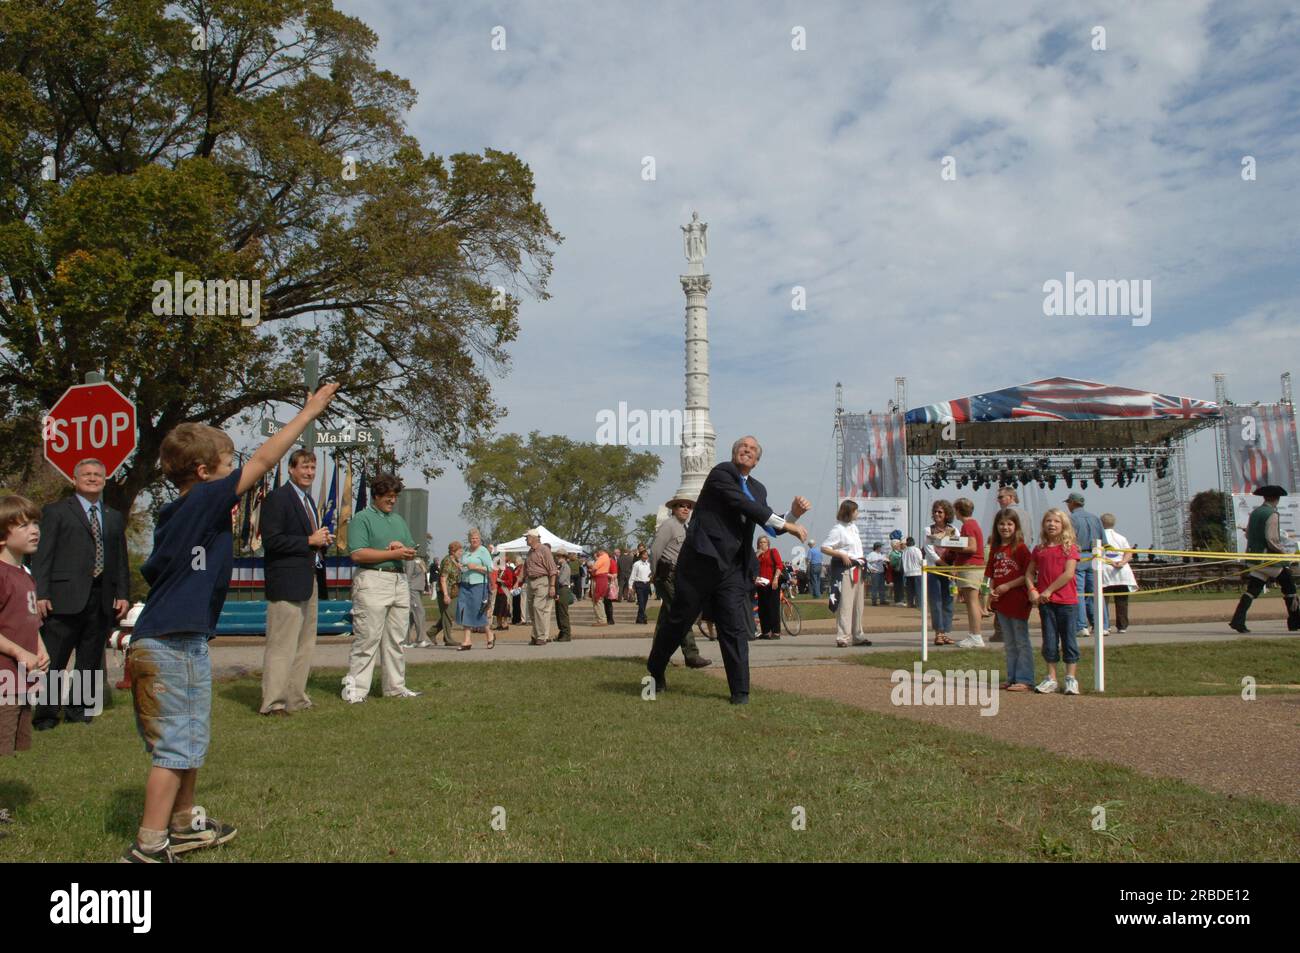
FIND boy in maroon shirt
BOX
[0,495,49,769]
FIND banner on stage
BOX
[852,497,907,551]
[1230,494,1300,554]
[1223,404,1299,495]
[840,413,906,498]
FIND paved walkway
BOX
[203,619,1296,678]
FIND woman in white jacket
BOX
[1100,513,1138,633]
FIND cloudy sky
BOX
[322,0,1299,552]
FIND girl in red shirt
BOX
[983,508,1033,691]
[1025,508,1080,695]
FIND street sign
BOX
[43,382,138,482]
[260,418,379,446]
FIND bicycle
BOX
[779,577,803,636]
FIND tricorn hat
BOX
[1253,485,1288,498]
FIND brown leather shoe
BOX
[685,656,713,668]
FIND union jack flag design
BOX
[905,377,1219,425]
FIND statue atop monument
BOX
[682,211,708,264]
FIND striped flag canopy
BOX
[906,377,1219,424]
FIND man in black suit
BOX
[31,458,130,728]
[647,436,809,704]
[259,449,331,716]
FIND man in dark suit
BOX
[31,458,130,728]
[259,449,331,715]
[647,436,809,704]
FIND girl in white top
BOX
[1099,513,1137,633]
[822,500,868,647]
[925,499,959,645]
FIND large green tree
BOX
[461,432,661,546]
[0,0,560,515]
[1189,489,1229,551]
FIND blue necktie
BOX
[743,476,777,536]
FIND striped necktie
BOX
[89,504,104,578]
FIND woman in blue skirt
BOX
[457,527,495,649]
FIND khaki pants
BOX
[261,593,318,713]
[528,576,555,641]
[346,570,410,697]
[434,591,458,644]
[836,574,865,641]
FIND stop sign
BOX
[43,382,138,482]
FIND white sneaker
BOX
[835,638,849,647]
[346,693,367,704]
[340,675,355,702]
[956,634,985,648]
[385,687,423,698]
[1075,628,1091,639]
[1034,678,1059,694]
[1063,676,1081,695]
[415,640,434,648]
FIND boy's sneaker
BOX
[169,815,238,854]
[385,687,423,698]
[1034,678,1059,694]
[120,839,178,863]
[956,634,985,649]
[1063,676,1081,695]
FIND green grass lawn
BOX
[2,657,1298,862]
[853,639,1300,697]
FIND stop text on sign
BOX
[44,412,133,453]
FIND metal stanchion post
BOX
[921,566,930,663]
[1094,541,1105,692]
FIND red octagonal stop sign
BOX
[43,382,138,483]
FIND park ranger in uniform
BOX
[1229,485,1300,633]
[649,497,712,669]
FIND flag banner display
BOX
[322,455,340,533]
[230,556,357,589]
[1224,404,1299,496]
[906,377,1219,424]
[840,413,906,498]
[338,458,355,550]
[1230,494,1300,554]
[852,497,907,552]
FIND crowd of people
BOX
[5,382,1289,861]
[918,485,1143,695]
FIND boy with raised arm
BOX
[120,384,339,862]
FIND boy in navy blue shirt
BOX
[121,383,338,863]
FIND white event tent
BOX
[495,526,587,555]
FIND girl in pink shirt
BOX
[1025,508,1081,695]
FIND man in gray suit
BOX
[31,458,130,729]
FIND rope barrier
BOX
[923,553,1290,597]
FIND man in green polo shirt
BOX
[341,473,421,703]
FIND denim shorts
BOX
[129,634,212,770]
[1039,602,1080,665]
